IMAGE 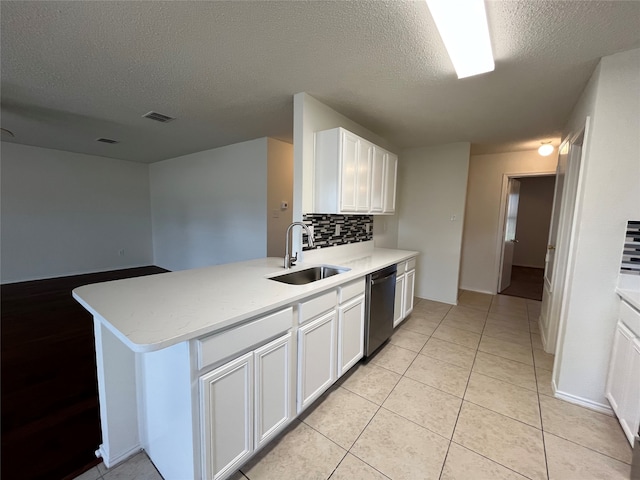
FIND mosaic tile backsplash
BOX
[622,220,640,275]
[302,214,373,250]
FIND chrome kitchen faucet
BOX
[284,222,315,269]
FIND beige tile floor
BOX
[76,291,633,480]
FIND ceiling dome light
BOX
[538,142,554,157]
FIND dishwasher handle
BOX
[371,272,396,285]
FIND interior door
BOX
[544,144,568,289]
[540,123,586,353]
[499,178,521,292]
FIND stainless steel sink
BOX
[269,265,350,285]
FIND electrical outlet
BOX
[272,209,280,218]
[335,224,341,236]
[118,249,125,256]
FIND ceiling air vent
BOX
[143,111,175,123]
[96,137,119,144]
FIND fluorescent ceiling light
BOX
[426,0,495,79]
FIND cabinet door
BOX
[383,153,398,213]
[297,310,337,413]
[606,322,633,416]
[370,147,385,213]
[394,274,405,328]
[619,337,640,445]
[404,269,416,318]
[340,131,359,212]
[337,295,366,377]
[200,352,253,480]
[254,333,292,449]
[356,140,372,212]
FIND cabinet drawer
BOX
[338,278,366,303]
[197,307,293,370]
[299,290,337,325]
[620,300,640,337]
[406,257,416,271]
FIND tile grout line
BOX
[339,303,449,479]
[360,306,443,479]
[323,354,405,480]
[437,300,491,480]
[445,294,550,479]
[542,430,634,466]
[528,300,551,480]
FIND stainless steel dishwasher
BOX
[364,264,397,357]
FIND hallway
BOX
[500,266,544,301]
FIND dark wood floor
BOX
[500,266,544,301]
[1,266,168,480]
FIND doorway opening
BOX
[497,174,556,300]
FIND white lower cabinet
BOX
[337,294,366,377]
[200,332,293,479]
[606,316,640,445]
[200,352,254,480]
[393,274,405,328]
[621,339,640,442]
[393,257,417,327]
[254,333,293,448]
[404,269,415,318]
[297,310,337,413]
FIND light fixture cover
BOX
[538,144,554,156]
[426,0,495,79]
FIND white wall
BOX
[555,48,640,409]
[513,176,556,268]
[292,92,399,250]
[397,143,470,304]
[266,138,294,257]
[459,150,557,294]
[150,138,268,271]
[0,142,153,283]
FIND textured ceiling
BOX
[1,1,639,163]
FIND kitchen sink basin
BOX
[269,265,350,285]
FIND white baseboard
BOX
[97,443,143,469]
[553,388,614,416]
[458,286,496,295]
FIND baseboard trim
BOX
[458,287,496,295]
[96,443,142,469]
[553,388,614,416]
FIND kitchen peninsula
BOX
[73,242,418,480]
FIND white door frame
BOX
[546,118,590,363]
[495,171,556,294]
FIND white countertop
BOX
[617,273,640,311]
[617,289,640,311]
[73,244,418,353]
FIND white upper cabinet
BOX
[383,152,398,214]
[370,147,385,213]
[339,131,359,212]
[356,140,372,212]
[314,127,397,215]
